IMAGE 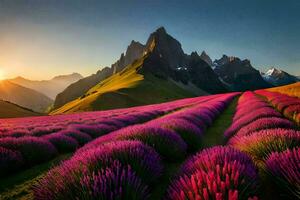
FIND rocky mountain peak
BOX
[265,67,282,76]
[145,27,186,69]
[262,67,299,86]
[200,51,213,66]
[156,26,167,35]
[111,40,145,73]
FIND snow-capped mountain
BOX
[261,67,299,86]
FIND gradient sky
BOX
[0,0,299,80]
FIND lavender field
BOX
[0,91,299,200]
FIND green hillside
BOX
[50,54,197,114]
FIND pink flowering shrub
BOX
[33,141,162,199]
[166,146,259,200]
[0,136,58,165]
[34,160,150,200]
[266,147,300,199]
[229,129,300,166]
[43,133,79,153]
[0,147,24,176]
[234,117,294,137]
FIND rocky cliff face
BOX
[111,40,145,73]
[200,51,213,66]
[214,56,272,91]
[141,27,227,93]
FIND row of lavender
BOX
[32,93,238,199]
[164,91,299,200]
[256,90,300,125]
[227,91,299,199]
[0,95,218,138]
[0,95,222,176]
[0,95,218,175]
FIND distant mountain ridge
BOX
[0,80,53,112]
[261,67,299,86]
[9,73,83,99]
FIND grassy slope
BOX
[149,97,238,199]
[267,82,300,98]
[0,154,71,200]
[51,58,196,114]
[0,100,43,118]
[50,56,146,114]
[201,97,238,147]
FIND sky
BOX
[0,0,299,80]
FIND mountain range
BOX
[1,27,298,117]
[50,27,299,114]
[51,27,228,114]
[9,73,83,99]
[213,55,272,91]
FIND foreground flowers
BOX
[33,141,162,200]
[166,146,259,200]
[266,147,300,199]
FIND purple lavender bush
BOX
[34,160,150,200]
[116,125,187,161]
[33,141,162,199]
[70,124,116,138]
[266,147,300,199]
[229,129,300,167]
[43,133,79,153]
[224,108,282,139]
[235,117,294,137]
[150,118,203,152]
[0,147,24,176]
[59,129,92,146]
[0,136,58,164]
[166,146,259,200]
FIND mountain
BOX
[200,51,213,66]
[0,80,53,112]
[9,73,83,99]
[140,27,226,92]
[52,27,227,114]
[213,55,272,91]
[0,100,43,118]
[261,67,299,86]
[54,41,146,109]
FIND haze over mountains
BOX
[0,80,53,112]
[9,73,83,99]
